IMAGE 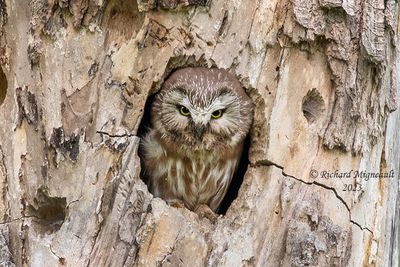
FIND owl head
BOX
[151,67,253,152]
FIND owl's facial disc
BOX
[155,82,252,150]
[152,68,254,152]
[162,89,241,149]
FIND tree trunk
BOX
[0,0,399,266]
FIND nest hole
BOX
[0,66,7,106]
[27,187,67,234]
[302,88,325,124]
[102,0,145,43]
[137,91,249,215]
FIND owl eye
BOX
[211,109,224,119]
[178,105,190,116]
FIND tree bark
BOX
[0,0,398,266]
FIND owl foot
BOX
[166,199,186,209]
[194,204,218,223]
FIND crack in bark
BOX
[275,46,287,83]
[0,215,38,225]
[204,222,221,266]
[66,198,80,208]
[86,141,139,267]
[254,160,374,234]
[245,0,261,44]
[96,131,137,138]
[0,145,10,220]
[49,244,65,264]
[217,10,229,38]
[157,229,184,266]
[85,189,106,267]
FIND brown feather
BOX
[141,68,253,212]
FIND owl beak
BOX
[194,124,206,139]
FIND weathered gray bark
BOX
[0,0,398,266]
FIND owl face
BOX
[151,68,253,151]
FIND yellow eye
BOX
[211,109,223,119]
[179,105,190,116]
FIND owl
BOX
[141,67,253,213]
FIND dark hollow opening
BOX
[137,93,249,215]
[137,93,156,186]
[27,187,67,233]
[0,66,7,106]
[302,88,325,124]
[218,134,250,214]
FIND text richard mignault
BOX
[320,170,395,180]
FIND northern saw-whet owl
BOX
[141,67,253,212]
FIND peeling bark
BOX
[0,226,15,267]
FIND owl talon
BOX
[194,204,218,223]
[167,199,186,209]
